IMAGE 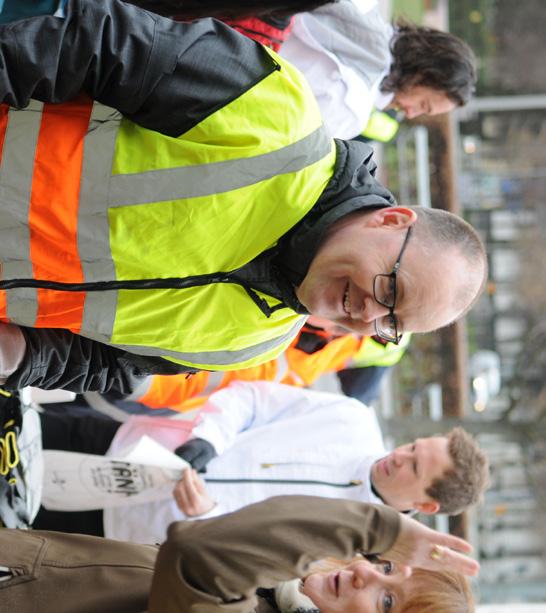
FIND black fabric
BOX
[33,505,104,536]
[39,407,121,455]
[174,438,216,473]
[3,326,191,393]
[338,366,388,404]
[294,325,330,354]
[255,588,281,612]
[0,0,277,137]
[260,14,292,29]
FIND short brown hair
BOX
[426,427,489,515]
[401,568,474,613]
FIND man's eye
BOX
[383,593,394,612]
[382,561,393,575]
[385,278,395,303]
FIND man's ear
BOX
[366,206,417,229]
[414,500,440,515]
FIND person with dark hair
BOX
[380,19,476,109]
[280,0,476,138]
[0,0,486,396]
[0,495,479,612]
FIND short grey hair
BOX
[411,206,488,316]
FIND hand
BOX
[174,438,216,473]
[381,513,480,577]
[172,468,216,517]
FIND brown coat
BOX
[0,496,400,612]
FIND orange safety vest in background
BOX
[135,330,362,412]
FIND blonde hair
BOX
[401,568,474,612]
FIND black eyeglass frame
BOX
[372,225,413,344]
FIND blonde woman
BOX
[0,494,478,611]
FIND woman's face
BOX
[302,559,412,613]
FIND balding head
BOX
[411,206,487,323]
[297,206,487,336]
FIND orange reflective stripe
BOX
[138,360,280,413]
[0,104,9,322]
[29,96,93,331]
[138,372,211,412]
[219,361,278,387]
[284,334,360,386]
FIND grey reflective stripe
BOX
[78,103,121,340]
[80,289,119,344]
[0,103,43,326]
[125,376,154,402]
[114,317,306,367]
[273,352,294,383]
[83,392,131,423]
[201,371,227,395]
[108,125,332,206]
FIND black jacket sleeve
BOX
[3,327,191,393]
[0,0,277,136]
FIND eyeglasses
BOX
[372,226,413,344]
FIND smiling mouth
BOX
[383,458,390,477]
[334,572,340,597]
[343,283,350,317]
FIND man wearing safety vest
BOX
[0,0,486,395]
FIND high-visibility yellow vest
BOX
[361,109,400,143]
[349,334,412,368]
[0,51,336,371]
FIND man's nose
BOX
[405,107,421,120]
[392,449,411,466]
[361,296,390,323]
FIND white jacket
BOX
[104,381,386,544]
[280,0,393,139]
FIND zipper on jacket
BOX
[260,462,331,469]
[205,477,363,488]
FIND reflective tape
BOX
[78,104,122,339]
[0,102,43,325]
[115,317,306,367]
[108,125,331,206]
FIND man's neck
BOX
[369,466,413,514]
